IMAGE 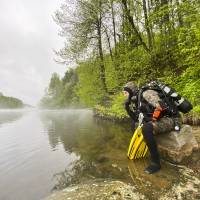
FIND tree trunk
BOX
[110,0,117,48]
[142,0,153,49]
[176,0,183,27]
[147,0,155,46]
[97,7,107,92]
[161,0,170,35]
[121,0,150,53]
[104,26,113,60]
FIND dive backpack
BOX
[140,81,193,114]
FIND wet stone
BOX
[44,180,146,200]
[156,125,199,163]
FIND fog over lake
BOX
[0,0,66,106]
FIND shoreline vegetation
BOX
[0,92,25,109]
[40,0,199,126]
[93,105,200,126]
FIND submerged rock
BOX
[127,160,200,199]
[159,165,200,200]
[45,180,146,200]
[156,125,199,163]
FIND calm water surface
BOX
[1,109,199,200]
[0,109,130,200]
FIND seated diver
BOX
[123,81,182,174]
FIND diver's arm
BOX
[124,99,137,121]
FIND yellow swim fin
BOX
[127,126,148,160]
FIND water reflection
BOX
[0,110,24,126]
[40,109,130,158]
[40,109,93,153]
[40,110,200,199]
[40,109,132,189]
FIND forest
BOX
[40,0,200,119]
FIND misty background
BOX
[0,0,66,106]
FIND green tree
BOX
[54,0,108,92]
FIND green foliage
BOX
[95,93,128,119]
[48,73,63,97]
[114,47,151,85]
[44,0,200,118]
[176,66,200,106]
[104,56,118,93]
[193,106,200,115]
[60,69,79,106]
[40,69,79,108]
[110,93,128,118]
[76,61,106,107]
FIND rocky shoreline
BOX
[45,180,146,200]
[45,162,200,200]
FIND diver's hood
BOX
[123,82,138,98]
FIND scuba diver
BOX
[123,81,183,174]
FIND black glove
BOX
[124,99,138,121]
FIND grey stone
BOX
[156,125,199,163]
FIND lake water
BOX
[0,109,199,200]
[0,109,131,200]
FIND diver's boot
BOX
[144,161,161,174]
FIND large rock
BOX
[156,125,199,163]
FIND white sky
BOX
[0,0,67,106]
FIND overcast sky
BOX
[0,0,67,106]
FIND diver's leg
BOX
[142,122,161,174]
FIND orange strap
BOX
[152,109,161,120]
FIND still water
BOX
[0,109,131,200]
[1,109,199,200]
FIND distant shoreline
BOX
[0,92,31,109]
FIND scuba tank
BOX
[149,81,193,114]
